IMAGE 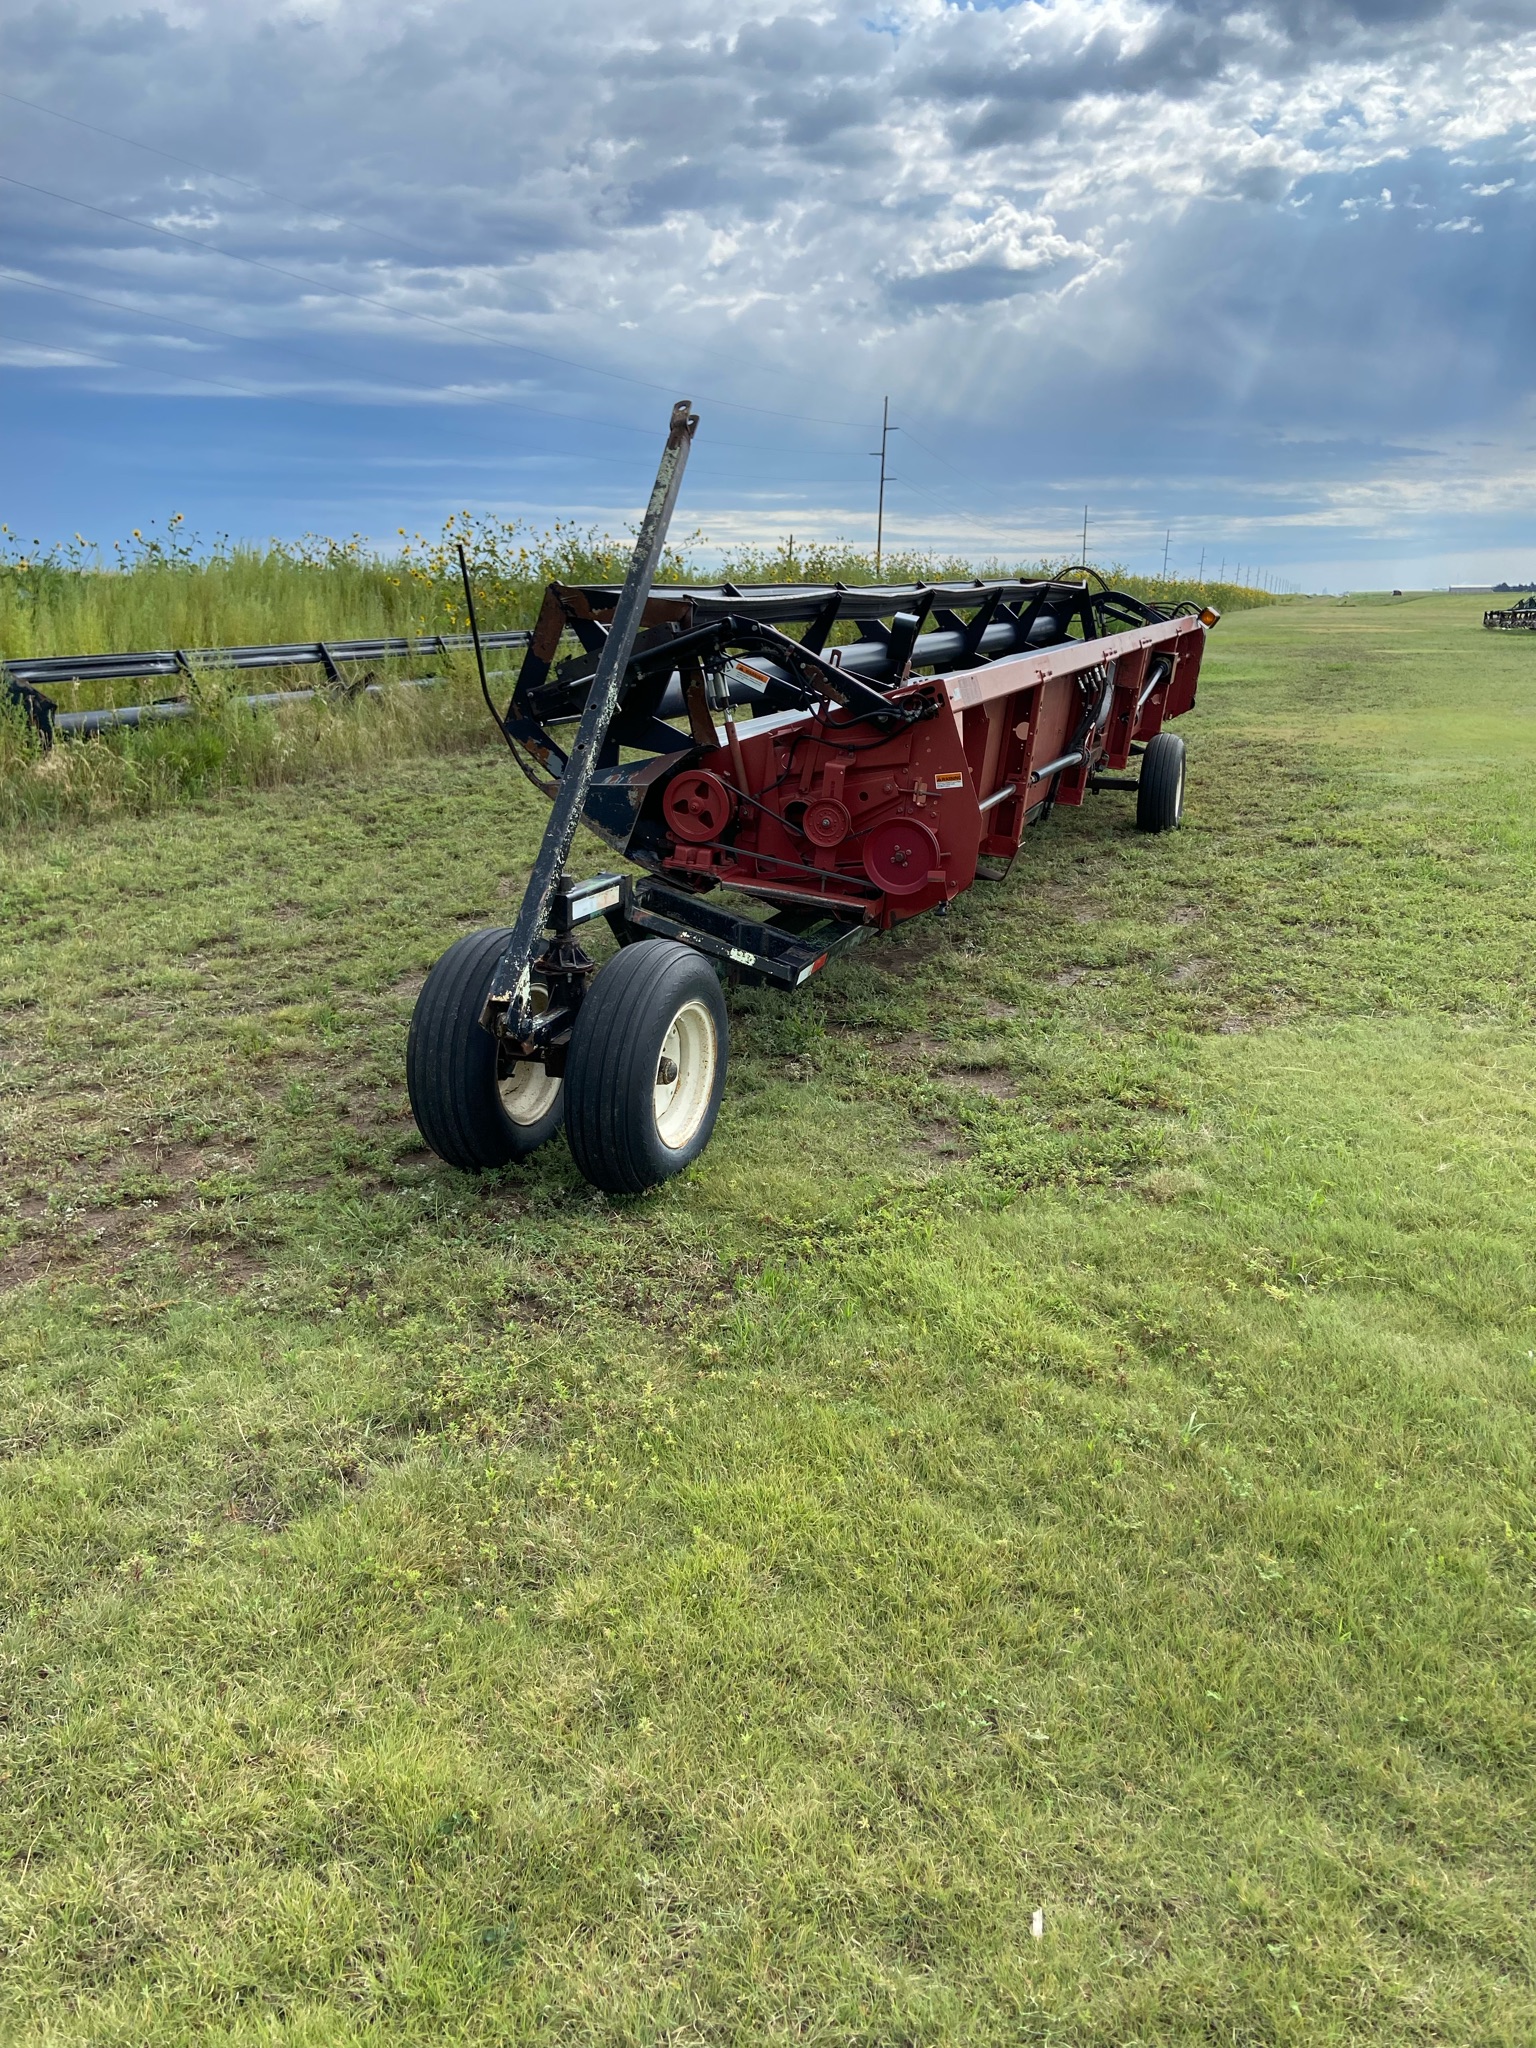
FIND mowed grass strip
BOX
[0,593,1533,2043]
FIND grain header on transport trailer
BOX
[1484,596,1536,631]
[406,400,1221,1194]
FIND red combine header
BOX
[408,402,1218,1192]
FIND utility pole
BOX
[1081,505,1089,564]
[872,397,892,575]
[1162,530,1171,580]
[1198,546,1205,584]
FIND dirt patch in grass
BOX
[591,1244,752,1333]
[936,1066,1018,1099]
[0,1237,65,1294]
[907,1118,973,1162]
[120,1138,256,1178]
[887,1034,1019,1100]
[205,1243,273,1292]
[869,932,946,977]
[0,1201,160,1292]
[0,1130,269,1292]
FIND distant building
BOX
[1450,584,1495,594]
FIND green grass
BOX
[1,592,1532,2043]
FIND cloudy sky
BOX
[2,0,1533,587]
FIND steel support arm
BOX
[483,399,700,1040]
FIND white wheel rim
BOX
[1173,759,1185,820]
[497,979,560,1127]
[653,999,717,1151]
[498,1057,561,1127]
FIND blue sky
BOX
[2,0,1534,589]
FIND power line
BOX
[0,169,872,433]
[0,328,869,496]
[873,422,1172,572]
[889,472,1020,549]
[0,328,374,409]
[0,85,870,429]
[0,119,1261,564]
[0,266,666,443]
[895,471,1093,562]
[873,432,1023,541]
[0,120,1191,554]
[879,418,1072,540]
[0,87,448,270]
[888,420,1004,506]
[0,265,869,471]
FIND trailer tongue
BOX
[407,402,1219,1193]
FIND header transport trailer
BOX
[408,402,1219,1193]
[1485,596,1536,631]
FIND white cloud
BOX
[0,0,1533,569]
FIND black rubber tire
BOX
[1137,731,1186,833]
[563,940,728,1194]
[406,927,564,1171]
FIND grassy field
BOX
[1,591,1532,2043]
